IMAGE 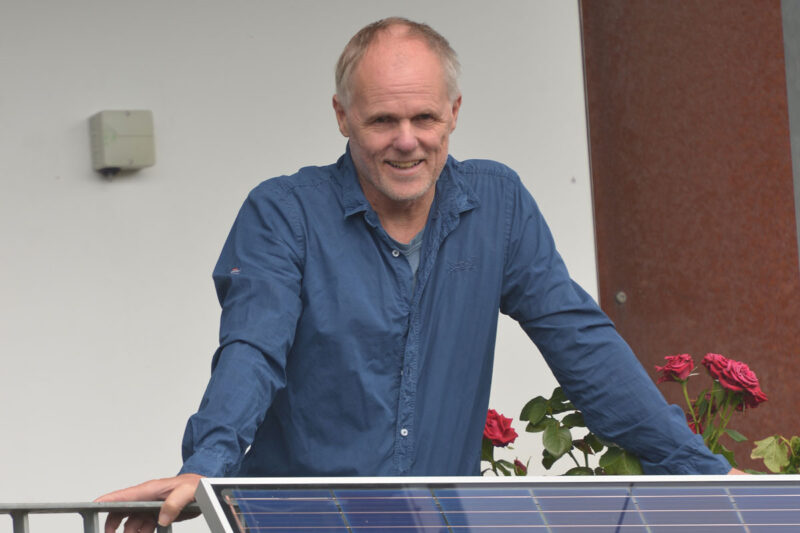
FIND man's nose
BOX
[393,121,419,151]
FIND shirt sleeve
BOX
[499,177,729,474]
[179,342,282,476]
[179,183,305,476]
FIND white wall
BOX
[0,1,593,531]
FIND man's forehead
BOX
[357,34,443,81]
[351,51,448,109]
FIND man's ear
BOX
[332,95,350,137]
[449,94,462,133]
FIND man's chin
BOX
[378,181,435,204]
[356,168,437,207]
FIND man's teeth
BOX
[387,160,420,169]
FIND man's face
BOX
[333,30,461,209]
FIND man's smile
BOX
[386,159,424,169]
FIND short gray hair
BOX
[335,17,461,108]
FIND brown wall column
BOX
[580,0,799,469]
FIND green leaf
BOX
[718,444,738,469]
[565,466,595,476]
[496,461,512,476]
[561,412,586,428]
[543,423,572,459]
[526,420,547,433]
[695,395,709,415]
[550,387,568,403]
[520,396,548,424]
[593,435,616,448]
[541,449,557,470]
[545,387,575,414]
[481,437,494,462]
[549,403,574,414]
[701,420,714,442]
[724,428,747,443]
[572,439,592,455]
[585,433,606,453]
[527,417,557,433]
[496,459,516,475]
[710,383,726,407]
[599,447,621,468]
[613,451,643,475]
[599,447,643,475]
[790,436,800,456]
[751,436,790,473]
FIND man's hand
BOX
[95,473,203,533]
[728,468,746,475]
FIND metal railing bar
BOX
[0,502,201,533]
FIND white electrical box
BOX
[89,110,155,175]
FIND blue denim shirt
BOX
[179,149,730,477]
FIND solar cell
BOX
[195,476,800,533]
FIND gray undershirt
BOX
[390,231,424,290]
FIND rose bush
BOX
[481,352,777,476]
[655,352,767,467]
[482,388,643,477]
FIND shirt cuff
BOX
[179,447,239,478]
[639,433,732,475]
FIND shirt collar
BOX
[335,143,480,220]
[336,145,372,218]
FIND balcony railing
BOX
[0,502,201,533]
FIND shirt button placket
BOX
[392,240,414,471]
[396,330,416,471]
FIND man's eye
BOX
[415,114,436,123]
[372,116,392,124]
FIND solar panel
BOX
[195,475,800,533]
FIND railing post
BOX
[11,511,29,533]
[80,510,99,533]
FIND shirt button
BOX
[391,249,400,257]
[400,428,409,437]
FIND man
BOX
[98,17,736,533]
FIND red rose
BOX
[702,353,767,408]
[702,353,740,391]
[655,353,694,383]
[513,459,528,475]
[483,409,518,447]
[724,360,760,392]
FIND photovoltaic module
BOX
[195,475,800,533]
